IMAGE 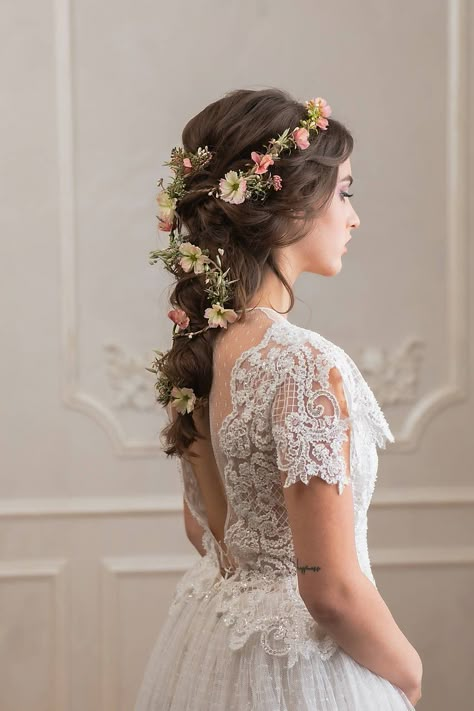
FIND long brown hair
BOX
[157,87,353,457]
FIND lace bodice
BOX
[170,307,395,667]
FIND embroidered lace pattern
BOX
[169,308,394,669]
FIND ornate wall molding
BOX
[358,338,425,406]
[103,343,156,411]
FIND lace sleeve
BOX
[271,342,352,495]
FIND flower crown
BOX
[147,97,332,416]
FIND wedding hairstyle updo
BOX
[160,87,353,457]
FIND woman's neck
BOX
[245,264,296,314]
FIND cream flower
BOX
[156,190,176,217]
[170,385,196,414]
[156,190,177,231]
[218,171,247,204]
[178,242,211,274]
[204,302,239,329]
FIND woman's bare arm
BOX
[285,473,422,695]
[183,496,207,556]
[276,363,423,698]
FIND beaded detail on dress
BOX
[171,307,394,669]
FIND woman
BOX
[135,87,423,710]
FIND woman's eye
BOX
[340,191,354,201]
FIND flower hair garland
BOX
[147,97,332,415]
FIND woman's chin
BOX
[307,257,343,277]
[323,260,343,277]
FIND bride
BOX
[135,87,423,710]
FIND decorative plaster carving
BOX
[358,338,425,406]
[103,343,156,410]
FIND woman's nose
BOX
[351,210,361,229]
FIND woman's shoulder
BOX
[273,319,395,447]
[272,318,349,367]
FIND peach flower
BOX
[158,216,174,232]
[292,127,310,149]
[250,152,275,175]
[182,157,193,174]
[306,97,332,130]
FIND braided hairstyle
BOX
[158,87,353,457]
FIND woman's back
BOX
[171,306,395,660]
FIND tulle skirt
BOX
[134,556,415,711]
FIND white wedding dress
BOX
[134,306,415,710]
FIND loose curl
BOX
[158,87,353,458]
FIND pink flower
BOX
[158,216,174,232]
[250,152,275,175]
[316,115,329,130]
[315,97,332,118]
[272,175,283,191]
[308,97,332,130]
[168,308,190,330]
[292,127,310,149]
[182,157,193,174]
[299,98,333,133]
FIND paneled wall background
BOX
[1,1,473,709]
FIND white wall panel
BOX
[1,0,472,708]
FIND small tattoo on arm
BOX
[296,557,321,574]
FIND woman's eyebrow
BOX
[339,175,353,185]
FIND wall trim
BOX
[1,486,474,518]
[0,559,68,711]
[371,545,474,567]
